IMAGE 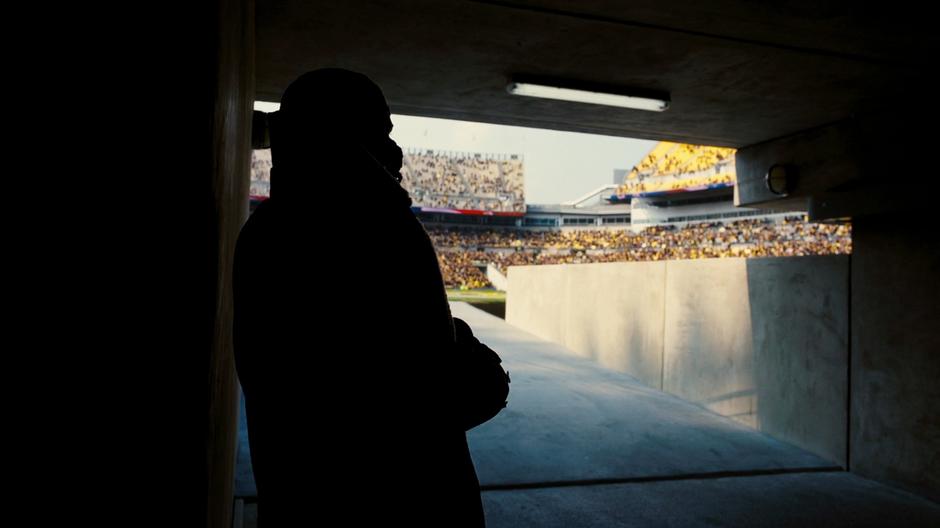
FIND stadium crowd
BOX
[250,148,525,213]
[250,149,273,197]
[430,217,852,289]
[614,143,736,197]
[616,172,734,195]
[401,150,525,212]
[249,143,851,290]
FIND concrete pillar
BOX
[203,0,254,526]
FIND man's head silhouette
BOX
[270,68,404,195]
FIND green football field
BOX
[446,289,506,303]
[446,289,506,319]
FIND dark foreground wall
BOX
[851,216,940,502]
[202,0,254,525]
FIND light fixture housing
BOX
[765,164,794,196]
[507,75,670,112]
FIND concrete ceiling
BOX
[256,1,935,148]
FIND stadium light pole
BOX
[506,76,670,112]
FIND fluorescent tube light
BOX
[507,81,669,112]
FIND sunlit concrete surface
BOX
[234,303,939,526]
[458,301,833,486]
[506,257,850,465]
[452,303,940,528]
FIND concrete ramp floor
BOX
[453,302,940,527]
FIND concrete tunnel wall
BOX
[506,256,850,467]
[850,216,940,503]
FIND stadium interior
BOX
[177,1,940,526]
[250,145,852,290]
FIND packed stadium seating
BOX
[401,149,525,212]
[431,218,852,289]
[614,142,736,197]
[251,148,526,213]
[250,150,272,197]
[250,147,852,292]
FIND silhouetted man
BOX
[233,69,490,526]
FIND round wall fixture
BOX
[765,164,791,196]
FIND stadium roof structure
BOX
[256,1,933,148]
[526,202,632,216]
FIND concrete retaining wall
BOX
[507,256,849,466]
[486,263,509,292]
[506,262,666,388]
